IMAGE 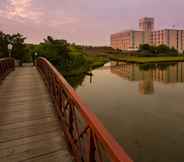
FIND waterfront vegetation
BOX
[109,55,184,63]
[139,44,178,55]
[1,31,184,80]
[82,45,184,63]
[33,36,108,76]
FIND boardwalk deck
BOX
[0,65,73,162]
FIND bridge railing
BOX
[37,57,133,162]
[0,58,15,82]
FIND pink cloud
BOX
[0,0,184,46]
[0,0,80,26]
[0,0,43,23]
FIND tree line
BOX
[0,32,71,66]
[1,31,182,70]
[0,31,29,62]
[139,44,179,55]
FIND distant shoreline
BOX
[108,56,184,63]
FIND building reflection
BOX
[110,61,184,95]
[139,72,154,95]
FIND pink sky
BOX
[0,0,183,45]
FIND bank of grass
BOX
[107,55,184,63]
[82,46,184,63]
[62,45,184,76]
[61,46,109,76]
[86,55,109,69]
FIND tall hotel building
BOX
[111,17,184,53]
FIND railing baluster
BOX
[36,57,133,162]
[89,130,96,162]
[0,58,15,82]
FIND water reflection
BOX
[108,61,184,95]
[75,61,184,162]
[68,61,184,94]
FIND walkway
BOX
[0,65,73,162]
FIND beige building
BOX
[111,17,184,53]
[151,29,184,52]
[111,30,151,51]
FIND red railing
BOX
[0,57,15,82]
[37,57,133,162]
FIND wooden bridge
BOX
[0,58,133,162]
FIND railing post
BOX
[89,130,96,162]
[69,106,74,138]
[0,58,15,83]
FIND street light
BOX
[32,52,38,66]
[35,52,38,57]
[8,44,13,57]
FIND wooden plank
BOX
[0,112,56,126]
[0,65,73,162]
[24,150,74,162]
[0,120,61,143]
[0,103,54,113]
[0,137,70,162]
[0,117,58,131]
[0,131,63,150]
[0,134,64,158]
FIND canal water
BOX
[71,61,184,162]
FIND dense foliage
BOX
[0,31,27,62]
[34,36,108,76]
[35,36,69,65]
[139,44,178,55]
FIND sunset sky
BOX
[0,0,183,45]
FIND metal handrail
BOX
[0,57,15,82]
[37,57,133,162]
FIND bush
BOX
[35,36,69,66]
[139,44,178,55]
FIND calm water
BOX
[73,61,184,162]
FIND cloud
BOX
[0,0,80,26]
[0,0,43,23]
[48,16,79,27]
[1,0,183,45]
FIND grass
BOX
[63,45,184,77]
[86,55,109,69]
[60,46,109,76]
[108,55,184,63]
[82,46,184,63]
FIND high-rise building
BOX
[139,17,154,32]
[111,17,184,53]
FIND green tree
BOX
[169,47,178,55]
[139,43,178,55]
[35,36,70,65]
[11,33,26,61]
[156,44,170,54]
[0,31,27,63]
[139,44,151,51]
[0,31,10,57]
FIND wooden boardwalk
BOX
[0,65,73,162]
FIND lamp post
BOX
[32,52,38,66]
[8,44,13,57]
[35,52,38,57]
